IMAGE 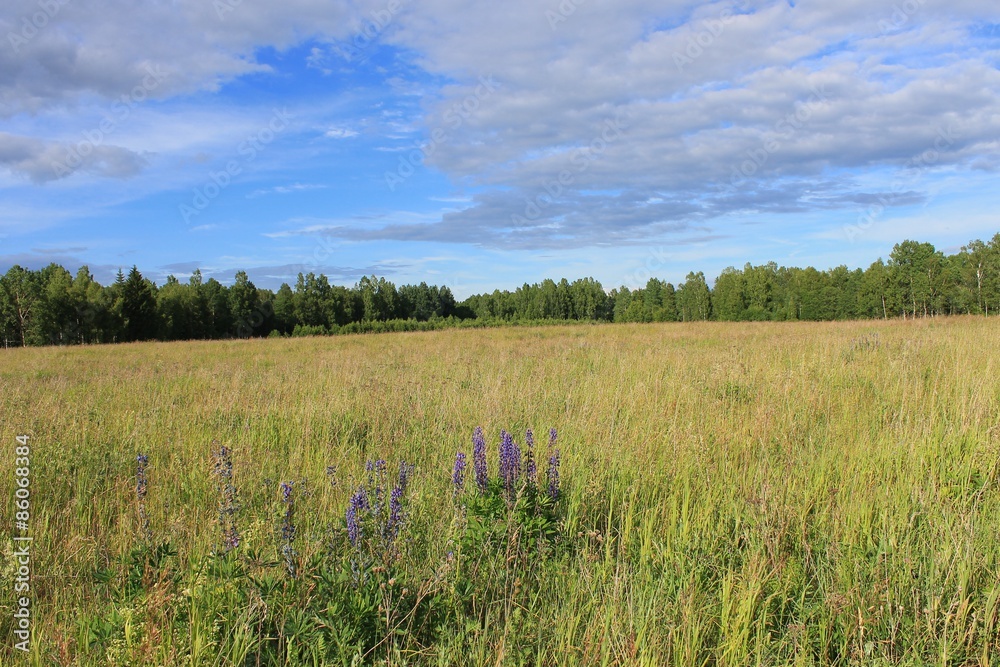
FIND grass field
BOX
[1,317,999,665]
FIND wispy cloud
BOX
[247,183,329,198]
[324,127,360,139]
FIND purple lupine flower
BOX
[347,487,368,547]
[136,453,152,543]
[499,429,522,500]
[225,528,240,550]
[280,481,297,577]
[212,444,241,553]
[398,460,414,492]
[524,429,537,491]
[386,485,404,543]
[546,447,560,501]
[365,458,387,516]
[452,452,467,493]
[136,454,149,500]
[213,445,233,483]
[472,426,488,494]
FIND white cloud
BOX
[2,0,998,248]
[324,127,360,139]
[0,131,148,182]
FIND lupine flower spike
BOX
[212,443,241,553]
[136,454,152,544]
[386,485,404,545]
[347,487,368,548]
[546,428,560,501]
[452,452,467,494]
[525,429,537,492]
[280,481,297,578]
[499,429,522,502]
[473,426,488,494]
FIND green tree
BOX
[69,266,106,344]
[889,240,939,317]
[858,259,890,319]
[229,271,261,338]
[744,263,776,320]
[41,263,86,344]
[712,267,746,321]
[0,266,43,346]
[120,266,158,341]
[272,283,296,334]
[677,271,711,321]
[201,278,232,338]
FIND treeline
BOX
[0,268,460,347]
[461,236,1000,323]
[1,235,998,347]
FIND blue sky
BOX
[1,0,998,297]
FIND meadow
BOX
[0,317,998,666]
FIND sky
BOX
[0,0,998,298]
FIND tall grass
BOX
[0,317,998,665]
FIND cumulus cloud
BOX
[0,132,147,182]
[365,0,1000,245]
[0,0,388,116]
[3,0,999,245]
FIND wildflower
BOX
[546,429,560,501]
[347,487,368,547]
[524,429,537,492]
[452,452,467,493]
[398,460,414,492]
[366,459,389,516]
[280,481,297,578]
[136,454,149,500]
[223,525,240,551]
[499,429,522,500]
[136,453,151,543]
[473,426,488,493]
[385,485,404,545]
[280,482,295,541]
[212,443,241,553]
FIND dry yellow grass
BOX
[1,317,998,664]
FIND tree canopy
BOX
[1,234,998,348]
